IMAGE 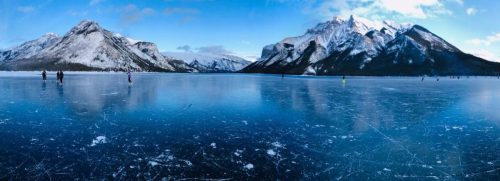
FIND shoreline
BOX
[0,71,498,78]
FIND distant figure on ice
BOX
[59,70,64,84]
[421,76,425,82]
[42,70,47,81]
[281,73,284,78]
[56,71,60,83]
[342,76,346,85]
[127,70,132,84]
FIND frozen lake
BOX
[0,72,499,180]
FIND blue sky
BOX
[0,0,499,62]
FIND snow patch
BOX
[244,163,254,170]
[90,136,108,146]
[148,161,159,167]
[267,149,276,156]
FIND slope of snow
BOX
[41,23,108,67]
[113,33,141,45]
[131,42,175,70]
[412,28,457,52]
[0,33,61,63]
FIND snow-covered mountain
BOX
[162,52,251,72]
[242,15,500,75]
[0,33,61,63]
[0,20,249,72]
[0,20,190,72]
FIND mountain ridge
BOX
[162,51,251,73]
[0,20,249,72]
[1,17,499,75]
[242,15,500,76]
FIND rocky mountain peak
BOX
[69,20,103,36]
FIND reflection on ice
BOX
[0,73,499,180]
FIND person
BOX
[42,70,47,81]
[281,73,284,78]
[56,71,60,83]
[421,76,424,82]
[127,70,132,84]
[59,70,64,84]
[342,76,346,85]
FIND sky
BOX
[0,0,499,62]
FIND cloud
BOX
[465,39,483,46]
[176,45,192,52]
[120,4,156,26]
[17,6,35,13]
[176,45,232,54]
[175,45,258,61]
[465,33,500,62]
[164,0,214,2]
[265,0,289,5]
[304,0,453,20]
[142,8,156,15]
[240,40,251,45]
[447,0,463,5]
[89,0,104,5]
[466,33,500,46]
[68,10,89,16]
[163,7,199,16]
[229,50,261,62]
[197,45,233,55]
[466,7,476,15]
[378,0,449,19]
[242,55,259,62]
[163,7,199,24]
[469,49,500,62]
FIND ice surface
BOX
[0,73,499,180]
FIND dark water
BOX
[0,72,499,180]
